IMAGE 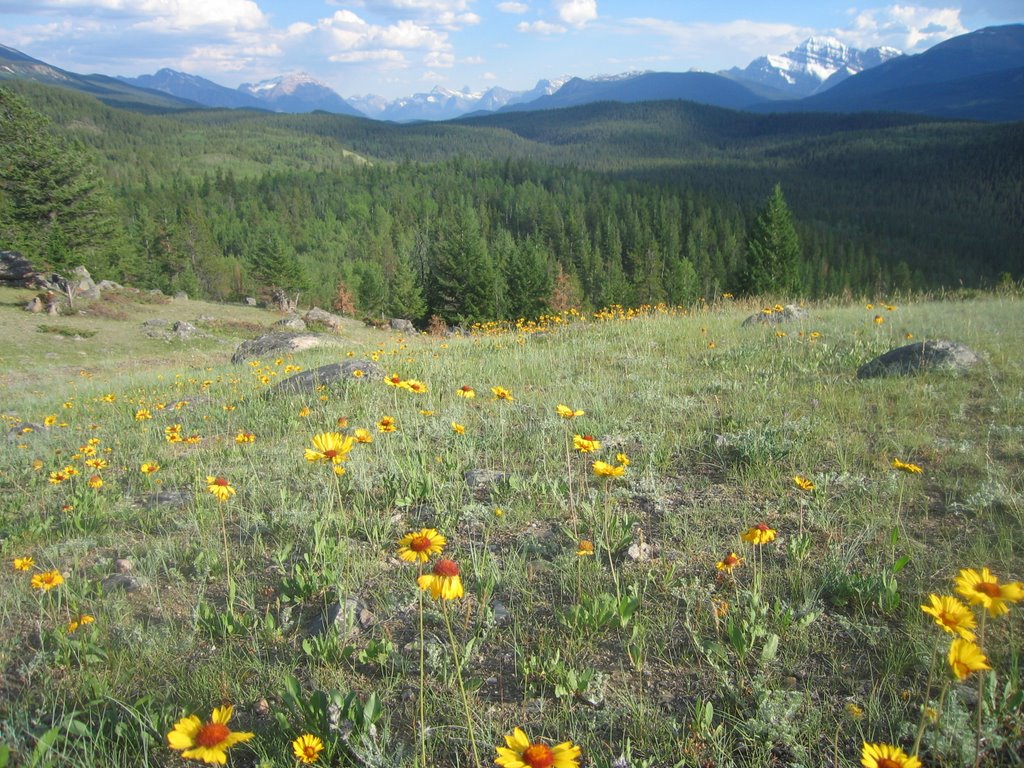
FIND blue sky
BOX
[0,1,1020,98]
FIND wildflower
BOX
[495,727,581,768]
[492,386,514,402]
[948,638,991,681]
[573,434,601,453]
[44,415,57,426]
[865,303,874,310]
[954,567,1024,618]
[920,594,977,640]
[873,315,885,325]
[353,428,373,444]
[185,435,203,444]
[31,569,64,592]
[32,459,43,471]
[741,523,777,546]
[845,702,864,720]
[397,528,447,563]
[556,404,584,419]
[793,475,815,492]
[384,374,403,387]
[404,379,428,394]
[377,416,397,433]
[135,409,152,421]
[13,556,34,571]
[235,431,255,444]
[592,460,626,477]
[48,470,68,484]
[456,385,476,398]
[707,341,716,349]
[716,552,743,573]
[298,406,311,418]
[206,476,236,502]
[577,540,595,556]
[352,368,365,378]
[891,458,923,474]
[67,614,95,634]
[166,704,254,765]
[860,742,921,768]
[87,474,103,489]
[85,458,108,469]
[336,417,349,428]
[419,409,435,416]
[417,558,464,600]
[494,507,504,517]
[61,465,79,477]
[292,733,324,764]
[140,462,160,474]
[451,421,466,434]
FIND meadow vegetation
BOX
[1,287,1022,767]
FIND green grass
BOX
[1,291,1022,767]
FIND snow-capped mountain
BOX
[349,77,573,122]
[725,37,903,97]
[120,68,265,109]
[237,73,363,116]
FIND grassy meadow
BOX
[1,287,1022,767]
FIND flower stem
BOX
[442,602,481,768]
[418,570,427,768]
[975,613,988,768]
[912,639,941,756]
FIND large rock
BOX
[742,304,809,327]
[390,318,416,333]
[303,307,343,331]
[857,340,982,379]
[232,332,329,364]
[275,316,307,332]
[273,359,384,394]
[0,251,38,287]
[68,266,101,300]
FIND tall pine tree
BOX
[738,183,803,296]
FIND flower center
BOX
[461,386,472,392]
[323,449,338,459]
[876,759,901,768]
[434,559,459,577]
[522,743,555,768]
[302,745,319,758]
[724,554,739,566]
[195,722,231,747]
[756,523,770,532]
[975,581,1001,598]
[410,536,432,552]
[213,477,229,486]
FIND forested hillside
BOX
[2,80,1022,321]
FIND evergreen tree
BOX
[737,184,803,296]
[504,236,552,318]
[427,204,496,324]
[0,88,128,275]
[386,250,427,322]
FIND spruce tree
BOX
[738,184,803,296]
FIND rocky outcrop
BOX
[272,360,384,394]
[742,304,809,327]
[857,340,982,378]
[231,332,330,364]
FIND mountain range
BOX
[2,25,1022,122]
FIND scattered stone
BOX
[7,422,43,441]
[114,558,134,574]
[490,601,510,623]
[135,489,194,510]
[142,318,169,327]
[303,306,343,331]
[173,291,188,300]
[274,316,307,332]
[244,297,258,307]
[627,541,654,562]
[857,340,982,379]
[97,279,123,291]
[171,320,199,339]
[231,332,330,364]
[742,304,809,327]
[0,250,38,287]
[253,699,271,718]
[464,468,511,491]
[71,266,101,300]
[272,359,384,393]
[389,318,416,333]
[102,573,143,593]
[308,596,375,637]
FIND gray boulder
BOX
[231,332,330,364]
[858,340,982,379]
[390,318,416,333]
[742,304,809,327]
[68,266,101,300]
[274,316,307,331]
[244,297,258,307]
[273,359,384,394]
[303,306,343,331]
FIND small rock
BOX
[243,297,258,307]
[627,541,654,562]
[303,306,343,331]
[390,318,416,333]
[171,320,199,339]
[102,573,142,593]
[114,558,134,574]
[308,596,375,637]
[254,698,271,717]
[742,304,809,327]
[464,468,511,491]
[274,316,307,332]
[857,340,982,379]
[136,489,194,510]
[173,291,188,300]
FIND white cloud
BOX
[621,17,812,70]
[553,0,596,27]
[497,1,529,13]
[32,0,267,31]
[329,49,409,66]
[333,0,479,28]
[319,10,451,53]
[482,70,497,80]
[840,5,967,51]
[423,50,455,67]
[516,19,566,35]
